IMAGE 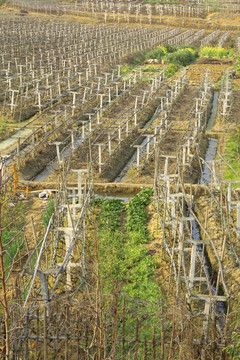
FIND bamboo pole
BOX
[122,297,125,359]
[44,306,48,360]
[0,202,9,359]
[134,318,139,360]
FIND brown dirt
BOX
[212,89,240,133]
[168,85,198,123]
[195,58,234,66]
[187,63,231,84]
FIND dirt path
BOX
[187,63,231,84]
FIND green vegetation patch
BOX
[42,198,55,227]
[200,46,234,59]
[224,129,240,183]
[0,115,8,137]
[120,64,134,75]
[2,200,31,274]
[128,45,198,76]
[92,188,166,351]
[224,298,240,359]
[167,47,198,66]
[233,53,240,75]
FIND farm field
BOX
[0,1,240,359]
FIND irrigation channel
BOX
[185,92,225,352]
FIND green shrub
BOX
[144,47,166,61]
[167,48,198,66]
[163,43,178,53]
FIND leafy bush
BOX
[167,48,198,66]
[163,43,178,53]
[144,46,166,61]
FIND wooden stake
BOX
[44,306,48,360]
